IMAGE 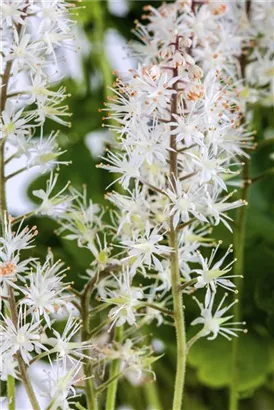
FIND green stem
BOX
[229,2,251,404]
[105,326,123,410]
[97,371,124,396]
[186,330,204,353]
[169,39,187,410]
[11,210,36,225]
[5,166,28,180]
[229,161,249,410]
[250,167,274,184]
[88,318,110,338]
[81,293,98,410]
[139,302,174,317]
[169,226,186,410]
[90,1,113,98]
[144,382,163,410]
[180,278,197,291]
[76,403,87,410]
[7,375,15,410]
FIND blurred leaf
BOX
[188,334,273,392]
[256,271,274,314]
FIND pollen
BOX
[0,262,16,277]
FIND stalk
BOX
[90,0,113,99]
[105,326,123,410]
[7,376,15,410]
[144,382,163,410]
[169,37,187,410]
[229,161,249,410]
[229,3,251,408]
[81,292,98,410]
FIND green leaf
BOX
[187,334,273,392]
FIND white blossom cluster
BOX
[0,1,94,408]
[247,0,274,105]
[0,0,75,175]
[95,0,251,337]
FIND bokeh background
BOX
[7,1,274,409]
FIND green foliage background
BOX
[25,2,274,409]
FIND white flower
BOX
[123,122,169,165]
[6,31,39,73]
[33,173,71,216]
[166,178,207,228]
[121,222,172,275]
[191,292,246,340]
[0,352,18,381]
[20,252,70,327]
[99,149,142,189]
[106,186,150,235]
[0,306,47,364]
[27,131,69,172]
[0,1,26,27]
[118,339,157,385]
[103,268,144,329]
[204,189,246,231]
[169,113,204,146]
[188,147,234,191]
[27,74,69,105]
[35,99,72,127]
[0,104,31,143]
[193,243,239,306]
[39,362,84,410]
[57,187,103,250]
[45,315,93,365]
[0,218,38,281]
[131,67,178,114]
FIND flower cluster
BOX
[247,1,274,105]
[0,1,92,408]
[96,0,250,342]
[0,229,90,406]
[0,0,75,176]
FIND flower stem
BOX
[169,226,187,410]
[229,1,251,403]
[7,375,15,410]
[169,39,187,410]
[90,0,113,99]
[229,160,249,410]
[81,292,98,410]
[144,381,163,410]
[186,330,204,353]
[105,326,123,410]
[106,326,123,410]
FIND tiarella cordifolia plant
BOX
[1,0,273,409]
